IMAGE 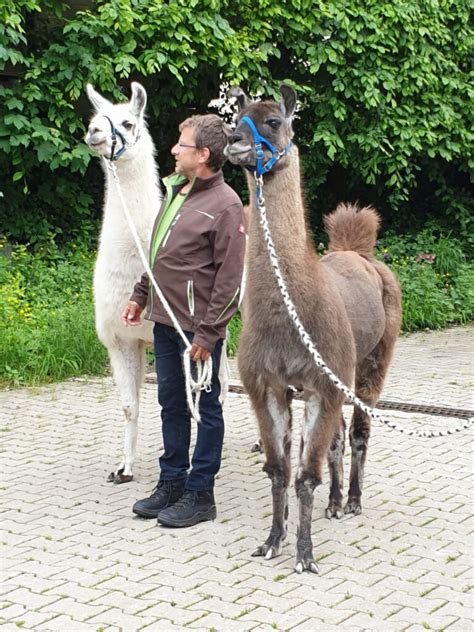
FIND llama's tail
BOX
[324,203,380,259]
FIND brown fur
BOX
[227,86,402,573]
[324,203,380,259]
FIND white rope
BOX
[107,161,213,421]
[254,174,472,438]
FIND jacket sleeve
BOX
[192,202,246,353]
[130,271,149,309]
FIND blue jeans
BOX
[153,323,224,491]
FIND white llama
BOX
[85,82,230,483]
[85,82,160,483]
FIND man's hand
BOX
[190,342,211,362]
[121,300,143,326]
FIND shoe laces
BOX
[150,480,167,496]
[171,490,195,509]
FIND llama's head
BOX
[85,82,147,162]
[226,85,297,174]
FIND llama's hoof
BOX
[251,535,284,559]
[294,556,319,574]
[251,439,263,454]
[344,498,362,515]
[107,469,133,484]
[251,544,280,559]
[325,503,344,520]
[114,472,133,484]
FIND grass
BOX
[375,228,474,331]
[0,239,107,387]
[1,225,472,387]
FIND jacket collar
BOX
[163,170,224,193]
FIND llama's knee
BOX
[263,462,291,489]
[350,407,371,446]
[295,475,321,499]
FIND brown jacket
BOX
[130,170,246,352]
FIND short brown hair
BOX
[179,114,227,172]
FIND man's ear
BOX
[199,146,211,164]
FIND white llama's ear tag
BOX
[86,84,111,111]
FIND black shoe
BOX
[132,479,185,518]
[157,490,216,527]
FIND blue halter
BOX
[240,115,292,176]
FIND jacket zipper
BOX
[215,287,240,323]
[147,284,155,319]
[187,280,195,317]
[162,213,181,249]
[190,209,215,220]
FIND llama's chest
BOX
[94,233,148,297]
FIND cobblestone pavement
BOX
[1,326,473,631]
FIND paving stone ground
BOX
[1,325,473,632]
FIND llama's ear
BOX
[130,82,147,118]
[86,84,111,111]
[228,86,250,111]
[279,84,297,118]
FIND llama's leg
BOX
[345,342,392,514]
[295,396,341,573]
[106,339,146,483]
[325,415,346,519]
[251,386,294,454]
[251,388,292,560]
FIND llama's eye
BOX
[266,118,282,130]
[122,121,134,131]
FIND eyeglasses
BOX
[177,142,198,149]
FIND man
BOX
[122,114,245,528]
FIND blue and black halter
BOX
[239,115,292,176]
[102,115,129,161]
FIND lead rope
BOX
[254,174,472,438]
[107,161,212,421]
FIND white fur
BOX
[86,83,161,479]
[266,389,290,458]
[298,395,321,477]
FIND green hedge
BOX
[0,228,471,387]
[1,0,472,249]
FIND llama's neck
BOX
[247,146,309,261]
[101,132,161,242]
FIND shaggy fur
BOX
[85,83,161,483]
[324,203,380,259]
[226,85,402,573]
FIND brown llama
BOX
[226,85,402,574]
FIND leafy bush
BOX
[375,228,473,331]
[1,226,471,387]
[1,0,472,248]
[0,238,107,386]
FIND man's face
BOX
[171,126,201,179]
